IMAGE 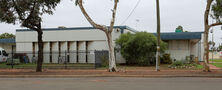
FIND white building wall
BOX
[200,34,205,61]
[86,41,93,63]
[43,42,50,63]
[51,42,59,63]
[166,40,191,61]
[60,42,68,56]
[78,41,86,63]
[69,42,77,63]
[33,42,39,59]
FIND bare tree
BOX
[75,0,118,72]
[203,0,222,72]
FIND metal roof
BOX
[0,38,16,43]
[16,26,137,33]
[153,32,203,40]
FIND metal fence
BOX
[0,50,109,69]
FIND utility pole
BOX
[156,0,161,71]
[210,29,214,63]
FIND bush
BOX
[169,60,203,69]
[160,53,172,64]
[170,61,184,67]
[116,32,167,66]
[101,55,109,67]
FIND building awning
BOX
[153,32,203,40]
[0,38,16,43]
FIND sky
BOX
[0,0,221,45]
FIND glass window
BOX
[2,50,7,56]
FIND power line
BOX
[120,0,142,25]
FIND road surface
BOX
[0,77,221,90]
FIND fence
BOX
[0,50,110,69]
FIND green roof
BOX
[153,32,203,40]
[0,38,15,43]
[16,26,137,33]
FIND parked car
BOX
[0,48,8,62]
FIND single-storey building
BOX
[0,38,16,53]
[0,26,205,63]
[154,32,204,61]
[15,26,136,64]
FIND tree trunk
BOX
[76,0,118,72]
[203,0,212,72]
[106,32,117,72]
[36,30,44,72]
[203,26,210,72]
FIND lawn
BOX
[196,64,204,69]
[212,63,222,68]
[212,59,222,63]
[209,59,222,68]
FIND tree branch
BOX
[209,22,222,27]
[77,0,107,32]
[12,0,25,21]
[109,0,118,33]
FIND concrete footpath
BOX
[0,69,222,78]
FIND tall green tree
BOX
[204,0,222,72]
[75,0,119,72]
[0,33,15,39]
[0,0,61,72]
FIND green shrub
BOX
[116,32,167,66]
[170,61,184,67]
[169,60,203,69]
[160,53,172,64]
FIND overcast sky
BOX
[0,0,221,45]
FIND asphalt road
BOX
[0,77,221,90]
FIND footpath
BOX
[0,69,222,78]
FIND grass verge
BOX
[211,63,222,68]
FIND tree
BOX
[75,0,118,72]
[0,33,15,39]
[0,0,61,72]
[203,0,222,72]
[116,32,167,66]
[175,25,184,32]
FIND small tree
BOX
[116,32,167,66]
[0,0,61,72]
[175,25,184,32]
[75,0,119,72]
[203,0,222,72]
[0,33,15,39]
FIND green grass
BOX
[196,64,204,69]
[211,59,222,63]
[209,59,222,68]
[212,63,222,68]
